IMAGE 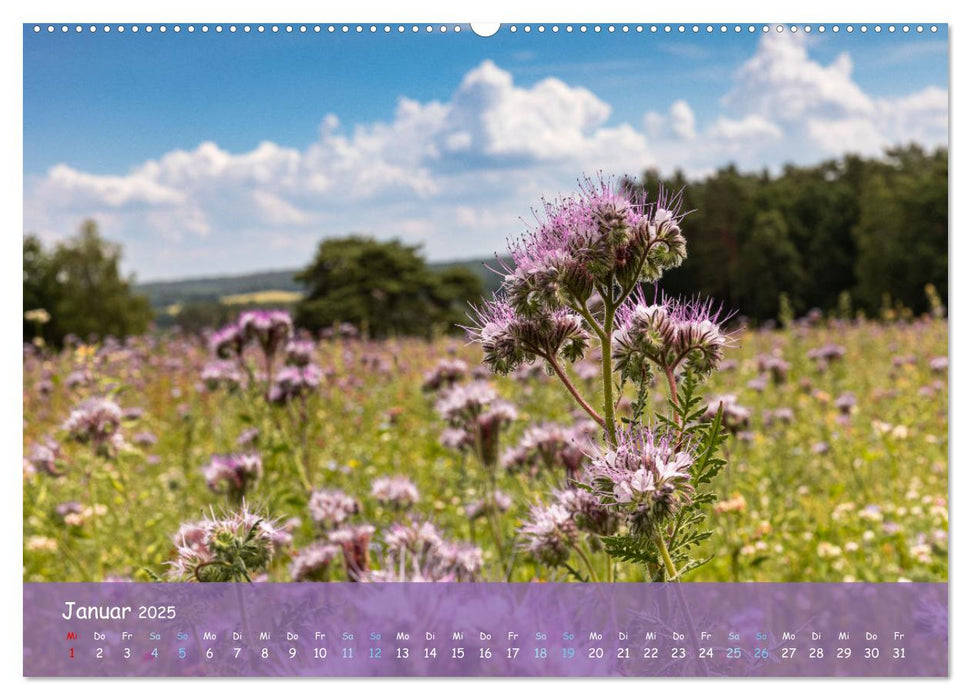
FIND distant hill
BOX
[135,257,508,309]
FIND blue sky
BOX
[23,25,949,280]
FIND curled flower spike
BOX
[756,353,790,384]
[554,487,620,537]
[583,425,695,536]
[28,438,62,477]
[466,297,589,376]
[384,520,443,554]
[372,523,482,582]
[209,324,244,359]
[168,504,284,582]
[497,177,687,316]
[435,382,517,466]
[612,289,734,382]
[238,309,294,358]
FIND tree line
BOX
[642,144,947,321]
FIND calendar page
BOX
[21,20,948,679]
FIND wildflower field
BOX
[22,312,948,584]
[22,181,948,585]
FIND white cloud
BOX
[670,100,697,141]
[24,38,947,279]
[707,115,783,146]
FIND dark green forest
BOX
[646,145,947,320]
[25,146,948,344]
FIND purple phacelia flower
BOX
[308,489,359,529]
[284,339,316,367]
[435,382,517,466]
[28,438,62,477]
[289,542,340,582]
[236,427,260,447]
[555,487,620,537]
[704,394,751,435]
[62,397,123,454]
[466,297,589,376]
[329,524,375,581]
[583,425,695,534]
[421,358,469,392]
[497,177,687,318]
[370,475,420,508]
[202,453,263,501]
[209,324,245,359]
[611,289,733,382]
[238,309,294,358]
[268,364,323,403]
[519,502,579,568]
[201,360,247,392]
[502,421,596,481]
[168,504,283,582]
[756,353,790,384]
[834,391,857,414]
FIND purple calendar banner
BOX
[23,583,947,677]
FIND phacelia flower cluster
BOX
[328,524,376,581]
[308,488,360,529]
[268,364,323,404]
[370,475,420,509]
[583,426,695,535]
[467,177,688,375]
[238,310,294,358]
[284,338,317,367]
[421,358,469,392]
[372,520,484,582]
[704,394,752,435]
[611,290,732,382]
[435,382,517,466]
[505,178,687,313]
[168,505,286,582]
[554,487,620,537]
[62,397,124,455]
[502,420,597,481]
[289,542,341,582]
[467,300,591,376]
[808,343,847,370]
[202,453,263,501]
[201,360,247,392]
[519,502,579,568]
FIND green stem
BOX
[601,300,617,446]
[655,524,678,581]
[571,543,600,582]
[573,301,607,343]
[665,368,681,425]
[545,355,605,428]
